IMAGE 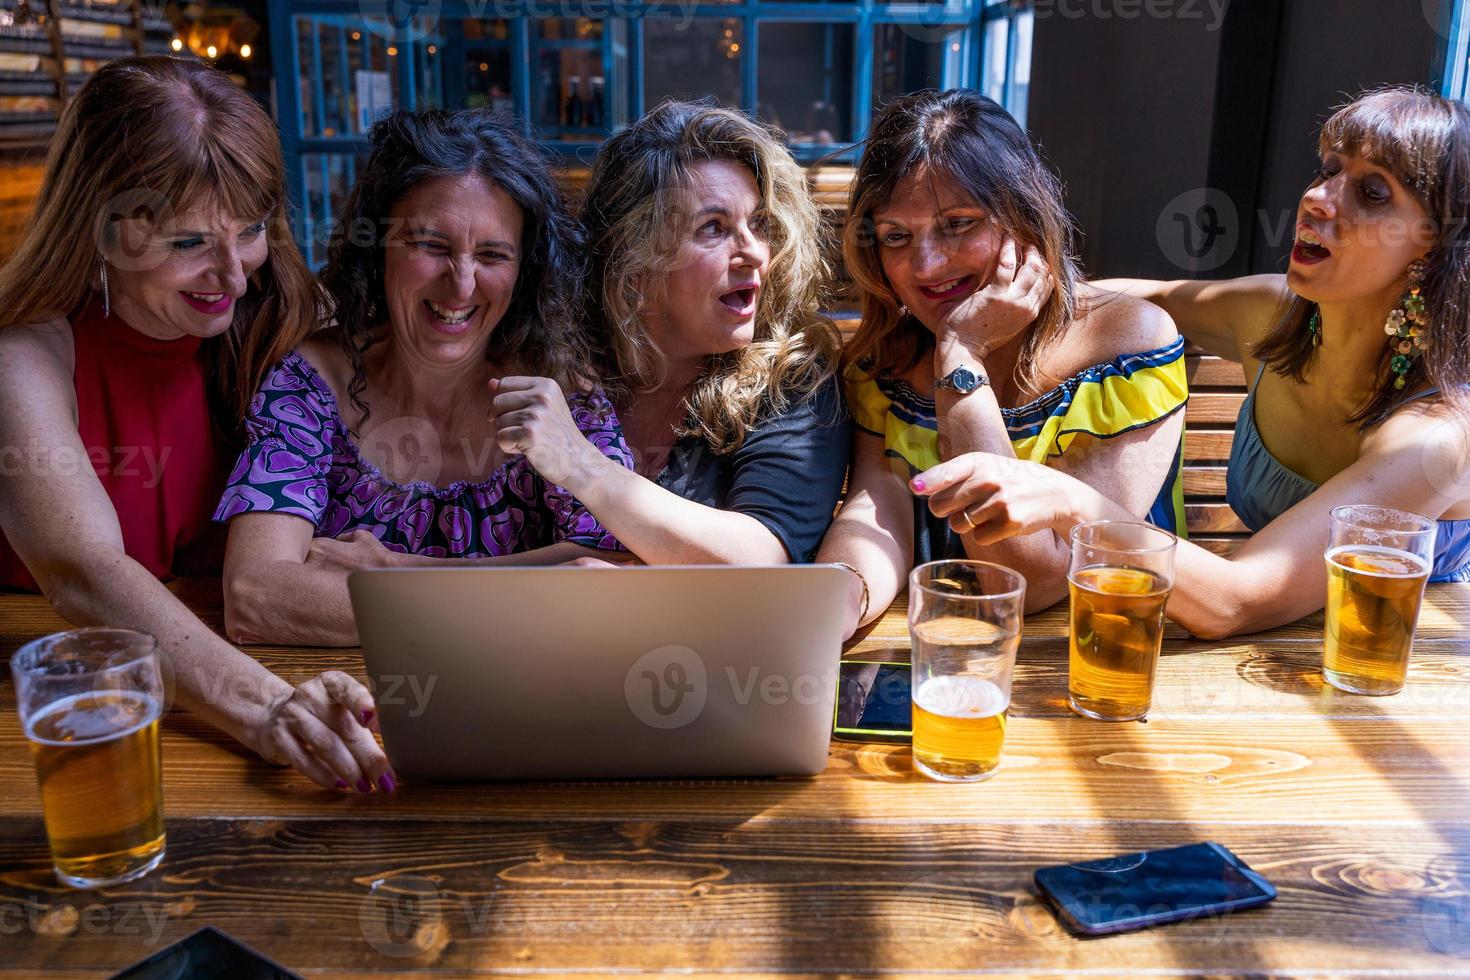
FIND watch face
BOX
[948,367,978,392]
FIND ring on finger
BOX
[956,505,979,532]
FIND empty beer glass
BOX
[1324,505,1435,696]
[908,561,1026,782]
[12,629,166,888]
[1067,521,1177,722]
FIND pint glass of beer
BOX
[1324,505,1435,696]
[907,561,1026,782]
[11,629,166,888]
[1067,521,1177,721]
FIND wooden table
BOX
[2,581,1468,977]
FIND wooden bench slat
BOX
[1189,534,1248,556]
[1182,465,1228,496]
[1184,428,1234,462]
[1185,502,1249,533]
[1187,355,1248,388]
[1185,391,1245,425]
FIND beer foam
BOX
[1327,545,1430,578]
[24,691,161,746]
[914,675,1008,719]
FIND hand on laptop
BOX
[250,670,395,794]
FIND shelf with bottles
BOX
[54,3,133,26]
[0,0,166,152]
[0,65,55,92]
[0,109,58,140]
[0,28,53,54]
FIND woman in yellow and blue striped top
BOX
[816,90,1188,632]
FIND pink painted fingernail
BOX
[911,478,926,493]
[356,778,372,794]
[360,709,375,726]
[334,779,349,790]
[378,773,397,793]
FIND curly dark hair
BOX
[319,108,590,425]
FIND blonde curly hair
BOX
[580,100,840,454]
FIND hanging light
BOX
[426,44,436,55]
[386,45,398,56]
[205,44,217,58]
[239,43,252,59]
[170,37,183,52]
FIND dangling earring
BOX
[99,258,111,318]
[897,304,909,319]
[1385,258,1429,391]
[1306,305,1321,347]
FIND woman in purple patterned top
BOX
[216,109,633,647]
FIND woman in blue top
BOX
[915,86,1470,638]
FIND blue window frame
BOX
[268,0,1036,264]
[1435,0,1470,99]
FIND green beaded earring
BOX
[1307,306,1321,346]
[1384,259,1429,391]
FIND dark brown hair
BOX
[0,55,323,435]
[1253,86,1470,428]
[841,89,1080,396]
[319,108,591,426]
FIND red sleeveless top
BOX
[0,300,230,591]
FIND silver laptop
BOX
[347,565,850,780]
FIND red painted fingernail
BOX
[356,778,372,794]
[334,779,349,790]
[911,478,926,493]
[379,773,397,793]
[360,709,374,726]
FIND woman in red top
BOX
[0,57,391,794]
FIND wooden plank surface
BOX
[1184,428,1235,463]
[1182,465,1228,497]
[1,818,1466,975]
[1186,355,1248,389]
[1185,502,1249,533]
[1,582,1467,976]
[1184,392,1246,426]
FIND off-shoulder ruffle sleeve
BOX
[213,352,339,527]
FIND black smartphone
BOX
[1034,841,1276,936]
[832,660,911,743]
[110,925,302,979]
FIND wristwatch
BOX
[935,365,988,395]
